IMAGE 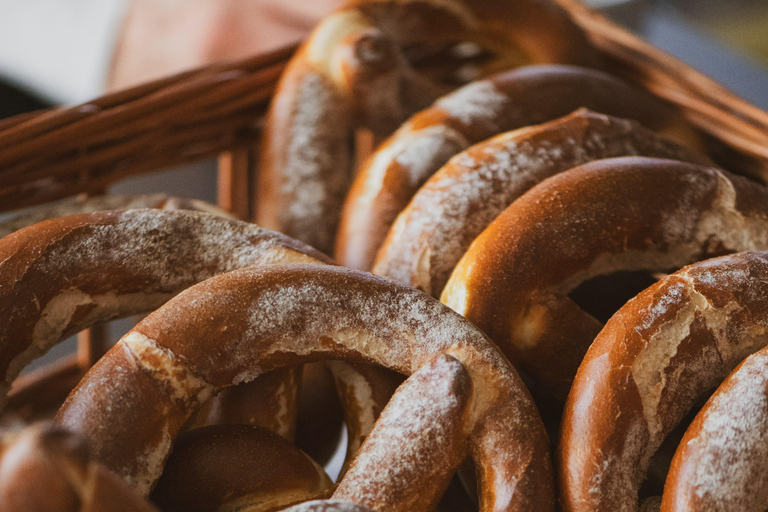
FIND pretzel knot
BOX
[259,0,597,253]
[56,264,554,512]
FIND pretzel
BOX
[0,209,329,410]
[259,0,599,253]
[281,501,376,512]
[662,325,768,511]
[0,422,158,512]
[0,193,232,239]
[559,251,768,512]
[336,65,703,271]
[0,197,313,445]
[374,109,712,296]
[325,361,403,477]
[441,157,768,399]
[150,424,333,512]
[56,264,553,511]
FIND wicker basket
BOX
[2,0,768,429]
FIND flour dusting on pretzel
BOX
[260,0,598,253]
[442,158,768,399]
[374,109,711,296]
[57,265,553,511]
[337,65,702,270]
[559,251,768,512]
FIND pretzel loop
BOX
[56,265,554,512]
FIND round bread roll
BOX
[150,424,332,512]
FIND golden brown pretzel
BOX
[325,361,403,476]
[374,109,711,296]
[0,194,232,239]
[0,422,158,512]
[0,209,329,409]
[336,65,702,271]
[559,251,768,512]
[441,157,768,399]
[259,0,598,253]
[662,332,768,511]
[281,501,376,512]
[150,425,333,512]
[56,264,553,511]
[0,197,311,451]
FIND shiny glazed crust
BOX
[336,65,702,271]
[259,0,597,253]
[56,265,554,512]
[442,157,768,399]
[559,252,768,512]
[374,109,711,296]
[663,337,768,511]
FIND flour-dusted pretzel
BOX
[259,0,598,254]
[0,194,232,239]
[0,423,158,512]
[662,331,768,511]
[0,209,330,408]
[374,109,712,296]
[336,65,703,271]
[333,354,472,510]
[442,157,768,399]
[559,251,768,512]
[326,361,403,476]
[0,197,310,444]
[282,501,376,512]
[56,264,553,511]
[150,425,333,512]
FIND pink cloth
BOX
[109,0,343,90]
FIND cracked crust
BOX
[0,209,330,411]
[663,343,768,511]
[56,264,554,512]
[559,251,768,512]
[441,157,768,399]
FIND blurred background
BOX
[0,0,766,370]
[0,0,766,113]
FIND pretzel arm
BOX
[442,157,768,400]
[374,109,712,296]
[56,264,553,512]
[559,251,768,512]
[337,65,702,271]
